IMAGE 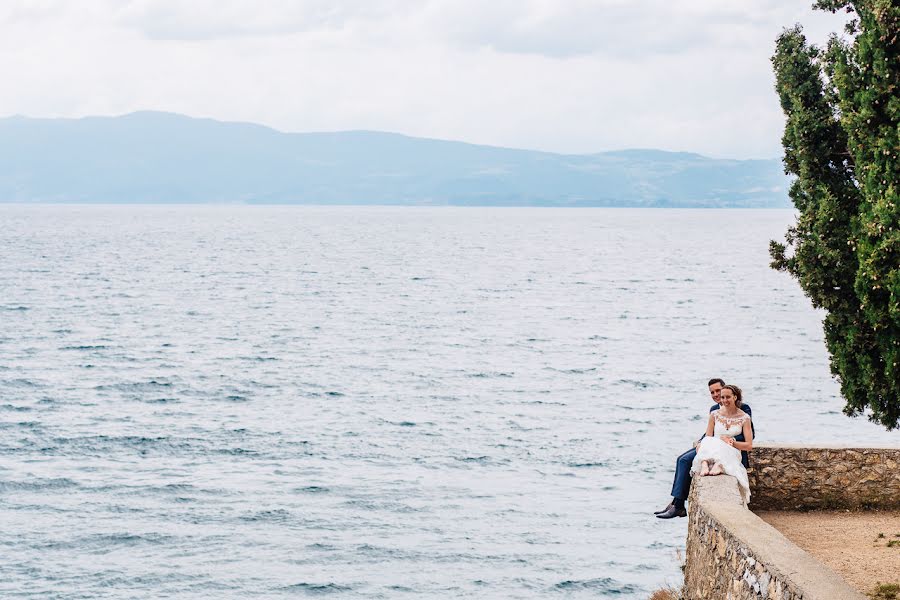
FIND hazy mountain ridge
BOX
[0,112,790,206]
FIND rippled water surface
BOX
[1,206,897,599]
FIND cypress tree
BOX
[770,0,899,429]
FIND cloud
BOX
[115,0,403,40]
[423,0,718,59]
[423,0,849,59]
[107,0,836,59]
[0,0,856,158]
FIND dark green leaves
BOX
[771,1,900,429]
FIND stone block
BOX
[749,445,900,511]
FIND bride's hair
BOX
[722,384,743,407]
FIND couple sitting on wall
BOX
[655,378,754,519]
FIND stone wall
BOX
[748,444,900,510]
[683,475,865,600]
[683,444,900,599]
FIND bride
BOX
[691,384,753,503]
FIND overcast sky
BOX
[0,1,850,158]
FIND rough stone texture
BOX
[748,444,900,510]
[684,475,865,600]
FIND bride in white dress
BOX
[691,384,753,503]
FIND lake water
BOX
[1,206,897,599]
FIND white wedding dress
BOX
[690,409,751,503]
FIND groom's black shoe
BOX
[653,502,674,515]
[655,505,687,519]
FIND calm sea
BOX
[1,206,896,599]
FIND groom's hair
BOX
[708,378,725,387]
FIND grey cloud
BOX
[115,0,402,40]
[426,0,800,59]
[0,1,66,24]
[0,0,109,26]
[108,0,812,61]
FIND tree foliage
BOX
[770,0,899,429]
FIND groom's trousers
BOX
[670,447,696,501]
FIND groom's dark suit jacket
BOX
[702,403,754,468]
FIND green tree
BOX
[770,0,899,430]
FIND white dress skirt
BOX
[690,410,751,504]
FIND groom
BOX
[655,378,753,519]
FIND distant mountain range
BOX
[0,111,790,207]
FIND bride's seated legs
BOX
[699,460,710,476]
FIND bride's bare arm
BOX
[694,414,716,448]
[732,419,753,452]
[704,414,715,438]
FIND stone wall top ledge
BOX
[754,442,900,450]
